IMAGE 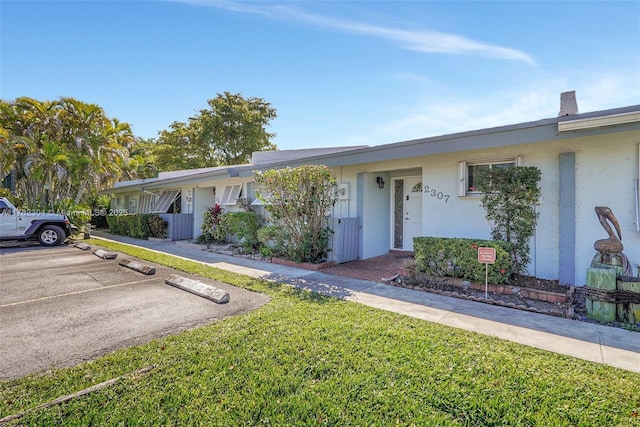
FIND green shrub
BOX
[255,165,336,263]
[257,225,289,258]
[413,237,513,284]
[223,211,263,251]
[106,215,129,236]
[65,204,91,229]
[148,215,168,239]
[106,214,167,239]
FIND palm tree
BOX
[1,96,137,206]
[0,128,15,184]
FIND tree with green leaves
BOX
[477,166,542,276]
[127,137,158,179]
[154,92,277,171]
[255,165,337,263]
[0,97,135,207]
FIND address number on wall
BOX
[423,185,450,203]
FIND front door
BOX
[393,177,422,251]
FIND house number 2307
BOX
[423,185,450,203]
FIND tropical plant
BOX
[255,165,337,263]
[0,97,136,207]
[200,204,226,244]
[476,166,541,275]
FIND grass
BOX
[1,239,639,426]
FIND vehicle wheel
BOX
[37,225,65,246]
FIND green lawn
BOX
[1,240,638,426]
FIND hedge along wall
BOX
[106,214,168,239]
[413,237,514,284]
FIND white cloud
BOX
[180,0,535,64]
[354,71,640,146]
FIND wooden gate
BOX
[330,217,359,264]
[160,213,194,241]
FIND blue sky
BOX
[2,1,639,150]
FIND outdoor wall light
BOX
[376,176,385,189]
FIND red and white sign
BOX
[477,247,496,264]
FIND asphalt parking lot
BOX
[0,244,271,380]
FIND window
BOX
[458,157,521,196]
[219,184,242,205]
[0,200,12,214]
[151,189,181,213]
[129,198,138,214]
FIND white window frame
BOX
[219,184,243,205]
[458,156,521,197]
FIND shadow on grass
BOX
[257,273,355,303]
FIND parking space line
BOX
[0,277,159,309]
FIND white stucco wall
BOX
[418,144,560,280]
[330,128,639,285]
[416,132,639,284]
[573,133,639,284]
[360,172,391,258]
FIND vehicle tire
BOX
[37,225,65,246]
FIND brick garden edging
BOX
[468,282,568,304]
[393,280,575,318]
[397,268,575,318]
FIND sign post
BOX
[477,247,496,299]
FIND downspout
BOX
[191,187,197,240]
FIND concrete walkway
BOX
[90,232,640,373]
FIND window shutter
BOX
[220,184,242,205]
[458,161,467,196]
[150,189,181,213]
[219,186,232,205]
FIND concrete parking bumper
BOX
[0,245,270,380]
[165,274,230,303]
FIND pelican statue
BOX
[594,206,623,253]
[592,206,631,276]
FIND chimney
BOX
[558,91,578,117]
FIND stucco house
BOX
[106,96,640,286]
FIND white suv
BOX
[0,197,77,246]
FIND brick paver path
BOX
[323,254,412,283]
